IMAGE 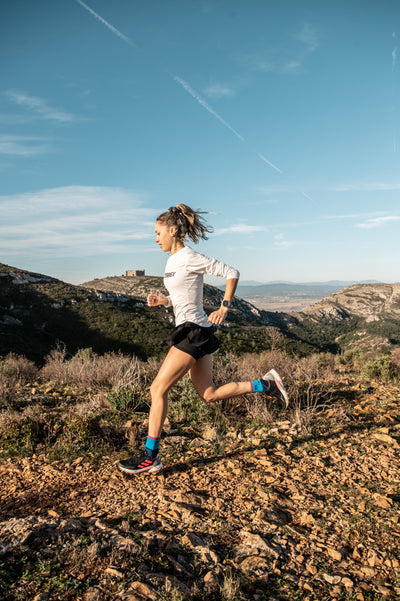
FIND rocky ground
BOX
[0,380,399,601]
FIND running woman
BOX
[118,204,288,474]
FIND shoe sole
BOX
[263,369,289,408]
[118,461,163,475]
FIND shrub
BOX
[0,352,38,384]
[285,353,340,432]
[0,353,38,407]
[168,374,208,426]
[40,348,143,390]
[211,350,296,426]
[390,347,400,371]
[0,411,45,457]
[361,355,399,382]
[336,347,364,369]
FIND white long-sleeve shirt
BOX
[163,246,240,327]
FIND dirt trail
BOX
[1,381,400,600]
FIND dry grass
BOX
[221,569,242,600]
[0,353,38,407]
[39,347,143,391]
[289,354,338,432]
[211,350,337,430]
[1,344,397,440]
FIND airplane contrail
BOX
[171,74,246,143]
[256,153,283,174]
[392,33,398,152]
[173,75,283,173]
[301,191,318,206]
[75,0,136,48]
[74,1,283,173]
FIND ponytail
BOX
[156,204,213,244]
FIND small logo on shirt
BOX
[164,272,176,278]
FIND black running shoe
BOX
[118,452,163,474]
[262,369,289,408]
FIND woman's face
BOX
[155,221,174,252]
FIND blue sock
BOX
[251,379,269,393]
[145,436,160,458]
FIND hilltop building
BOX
[125,270,145,277]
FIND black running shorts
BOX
[168,321,220,360]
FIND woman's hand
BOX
[147,293,161,307]
[147,293,169,307]
[208,307,229,325]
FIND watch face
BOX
[222,300,230,307]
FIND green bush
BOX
[168,374,208,426]
[361,355,399,382]
[336,348,363,368]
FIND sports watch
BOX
[222,300,231,308]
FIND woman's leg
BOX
[148,346,196,437]
[189,354,252,403]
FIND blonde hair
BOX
[156,204,213,244]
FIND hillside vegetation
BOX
[0,265,174,363]
[2,264,400,365]
[294,284,400,354]
[0,264,296,364]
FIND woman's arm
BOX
[207,277,239,325]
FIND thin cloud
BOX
[357,216,400,229]
[203,83,235,99]
[6,91,79,123]
[245,50,302,74]
[214,224,267,235]
[0,135,49,156]
[298,23,319,52]
[0,114,35,125]
[323,213,378,221]
[0,186,157,258]
[244,22,319,74]
[255,182,400,195]
[330,182,400,192]
[75,0,136,48]
[393,47,398,70]
[273,233,296,248]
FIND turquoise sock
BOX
[251,379,269,393]
[145,436,160,458]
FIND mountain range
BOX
[1,262,399,362]
[233,281,382,312]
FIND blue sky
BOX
[1,0,399,285]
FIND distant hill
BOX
[0,264,292,363]
[1,263,399,362]
[79,274,291,329]
[239,280,379,287]
[0,264,173,363]
[235,281,381,312]
[300,283,400,321]
[290,282,400,353]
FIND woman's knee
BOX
[201,387,218,403]
[150,380,168,401]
